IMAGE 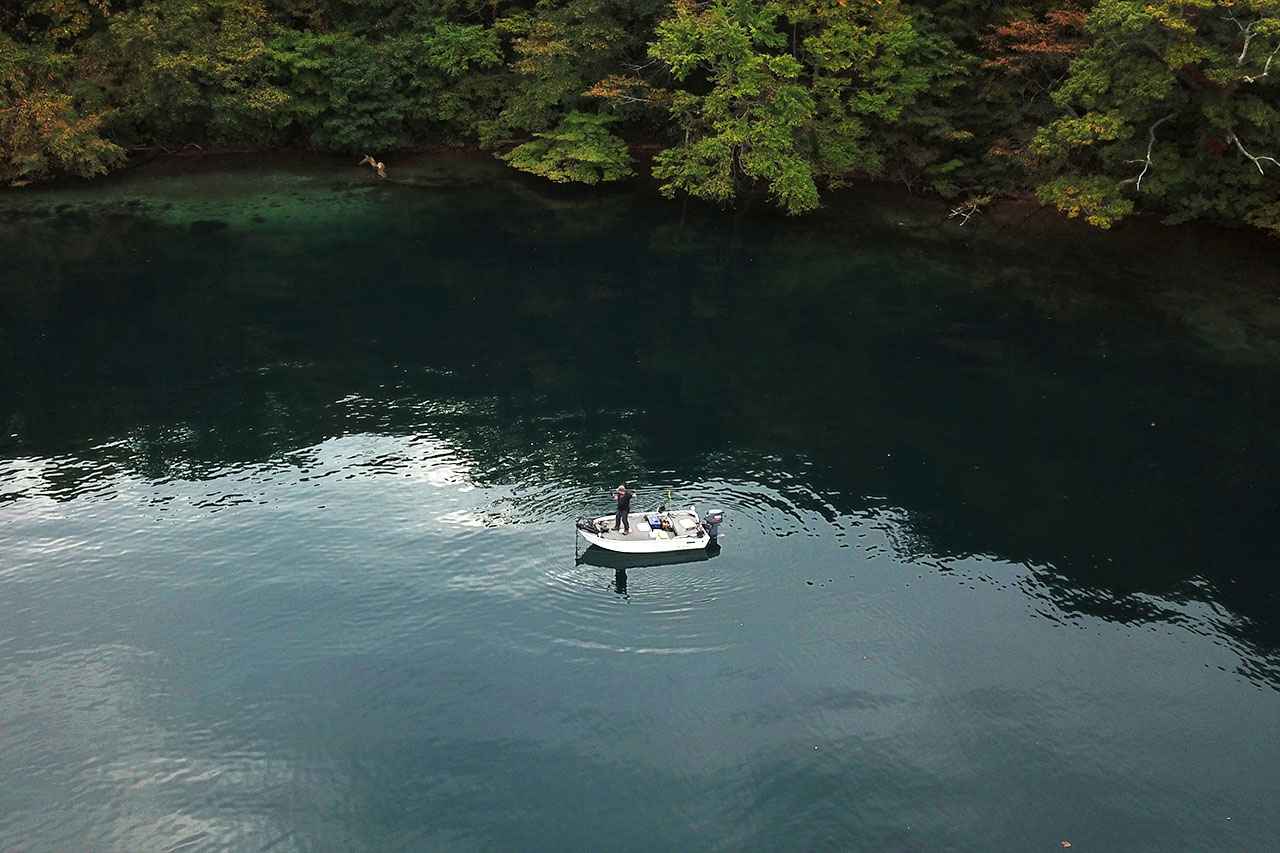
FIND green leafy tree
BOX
[797,1,964,196]
[1032,0,1280,230]
[502,110,634,182]
[648,0,818,213]
[647,0,962,214]
[483,0,666,145]
[0,2,123,184]
[92,0,286,146]
[0,38,124,184]
[265,21,501,151]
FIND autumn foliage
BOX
[1,0,1277,234]
[981,9,1088,77]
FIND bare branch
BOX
[1120,113,1175,192]
[1243,41,1280,82]
[949,199,984,226]
[1228,15,1258,66]
[1226,130,1280,175]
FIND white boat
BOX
[576,507,724,554]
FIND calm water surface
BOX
[1,158,1278,851]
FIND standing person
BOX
[613,483,632,533]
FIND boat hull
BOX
[578,529,709,553]
[577,545,718,569]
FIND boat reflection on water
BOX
[576,544,722,599]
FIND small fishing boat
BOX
[575,507,724,554]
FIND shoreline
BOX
[10,143,1279,255]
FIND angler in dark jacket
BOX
[613,484,632,533]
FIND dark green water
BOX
[2,157,1278,851]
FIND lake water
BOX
[1,157,1278,851]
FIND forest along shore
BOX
[3,1,1280,236]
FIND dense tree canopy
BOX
[2,0,1277,233]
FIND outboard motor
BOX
[702,510,724,542]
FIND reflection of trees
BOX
[651,249,1280,676]
[1,169,1279,685]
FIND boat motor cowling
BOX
[702,510,724,540]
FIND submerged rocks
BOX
[189,219,229,235]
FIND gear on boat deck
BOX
[596,513,664,541]
[585,510,705,541]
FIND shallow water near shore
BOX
[1,156,1278,851]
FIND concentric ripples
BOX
[534,556,742,657]
[3,426,1277,684]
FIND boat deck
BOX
[588,512,699,542]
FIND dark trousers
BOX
[614,509,629,532]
